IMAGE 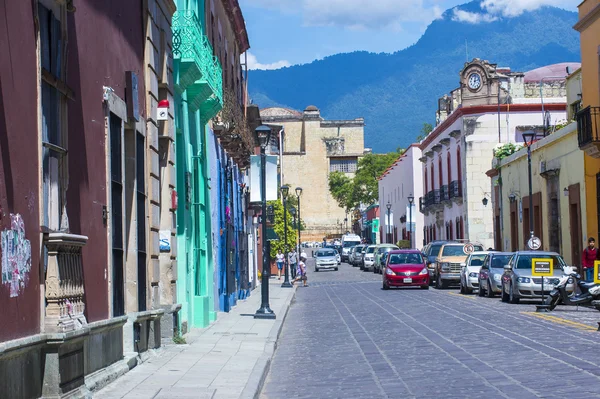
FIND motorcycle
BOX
[544,266,600,311]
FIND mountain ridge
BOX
[248,1,581,152]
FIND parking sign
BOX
[531,258,553,277]
[595,260,600,284]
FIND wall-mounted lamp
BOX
[563,187,569,197]
[508,192,521,203]
[482,197,489,207]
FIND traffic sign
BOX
[463,243,475,255]
[595,260,600,284]
[531,258,553,277]
[527,236,541,250]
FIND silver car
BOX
[501,251,574,304]
[352,245,366,267]
[459,251,490,294]
[314,248,339,272]
[478,252,513,298]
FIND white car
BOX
[362,245,377,271]
[460,251,492,294]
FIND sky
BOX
[239,0,581,70]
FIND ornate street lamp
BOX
[386,202,392,244]
[407,194,414,249]
[280,185,292,288]
[295,187,303,252]
[522,132,536,245]
[254,126,276,319]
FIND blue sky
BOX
[239,0,580,69]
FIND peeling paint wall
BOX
[0,214,32,297]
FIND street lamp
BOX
[386,202,392,244]
[344,217,348,233]
[280,185,292,288]
[296,187,303,252]
[290,207,297,280]
[522,131,536,245]
[407,194,414,249]
[254,126,276,319]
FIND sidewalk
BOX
[95,279,296,399]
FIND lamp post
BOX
[522,132,536,245]
[280,185,292,288]
[296,187,303,253]
[344,217,348,234]
[290,207,297,279]
[407,194,414,249]
[254,125,276,319]
[386,202,392,244]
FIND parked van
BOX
[341,234,362,262]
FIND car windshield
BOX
[428,244,443,256]
[490,255,513,269]
[379,247,397,254]
[514,254,565,269]
[316,249,336,257]
[343,241,359,248]
[469,254,487,266]
[366,247,376,254]
[389,253,423,264]
[442,245,483,256]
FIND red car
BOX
[383,250,429,290]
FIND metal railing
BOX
[577,106,600,148]
[172,10,223,103]
[441,185,449,201]
[449,180,462,199]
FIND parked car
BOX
[373,244,399,274]
[314,248,339,272]
[501,251,574,304]
[434,242,484,289]
[348,245,360,265]
[352,245,366,267]
[362,245,377,271]
[341,234,361,262]
[477,252,514,297]
[422,240,453,282]
[459,251,490,294]
[383,250,429,290]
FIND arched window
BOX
[447,152,452,186]
[424,168,428,192]
[456,147,462,183]
[460,216,465,239]
[430,163,434,190]
[438,157,443,188]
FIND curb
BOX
[239,285,297,399]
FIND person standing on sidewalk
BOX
[582,237,597,281]
[276,250,285,280]
[289,249,298,279]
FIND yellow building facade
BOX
[575,0,600,242]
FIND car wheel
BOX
[335,267,338,271]
[459,282,465,294]
[315,268,319,272]
[421,285,429,290]
[486,281,495,298]
[436,275,446,289]
[509,283,520,304]
[383,281,390,290]
[465,286,473,295]
[501,284,509,302]
[478,282,485,297]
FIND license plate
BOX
[403,278,413,283]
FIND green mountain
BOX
[248,1,580,152]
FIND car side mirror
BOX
[503,265,511,271]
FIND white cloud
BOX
[246,52,291,70]
[452,9,498,24]
[481,0,580,17]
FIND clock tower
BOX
[460,59,504,108]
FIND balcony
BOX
[441,185,449,201]
[577,106,600,158]
[449,180,462,200]
[173,10,223,118]
[433,189,441,205]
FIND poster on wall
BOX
[159,230,171,252]
[250,155,279,202]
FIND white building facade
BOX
[378,145,424,248]
[419,59,573,249]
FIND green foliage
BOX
[494,143,523,162]
[173,331,186,345]
[268,200,298,259]
[328,150,403,211]
[416,123,434,141]
[396,240,411,249]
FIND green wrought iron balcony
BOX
[173,10,223,116]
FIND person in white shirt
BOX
[275,250,285,280]
[293,255,308,287]
[289,250,298,279]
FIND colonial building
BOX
[574,0,600,244]
[378,145,424,247]
[260,106,367,241]
[488,69,585,262]
[419,59,572,249]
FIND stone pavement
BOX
[95,279,296,399]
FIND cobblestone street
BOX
[262,258,600,399]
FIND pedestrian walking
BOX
[276,250,285,280]
[293,255,308,287]
[582,237,597,281]
[289,249,298,279]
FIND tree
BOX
[267,199,298,259]
[416,122,433,141]
[328,150,403,211]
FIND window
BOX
[330,158,357,173]
[424,168,428,192]
[389,253,423,265]
[570,101,581,120]
[430,164,434,190]
[438,157,443,187]
[456,147,462,182]
[40,3,67,231]
[447,152,452,185]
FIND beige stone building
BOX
[260,106,367,241]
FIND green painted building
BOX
[172,1,223,330]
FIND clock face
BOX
[468,72,482,90]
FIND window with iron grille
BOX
[330,158,357,173]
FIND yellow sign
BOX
[531,258,553,277]
[594,261,600,284]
